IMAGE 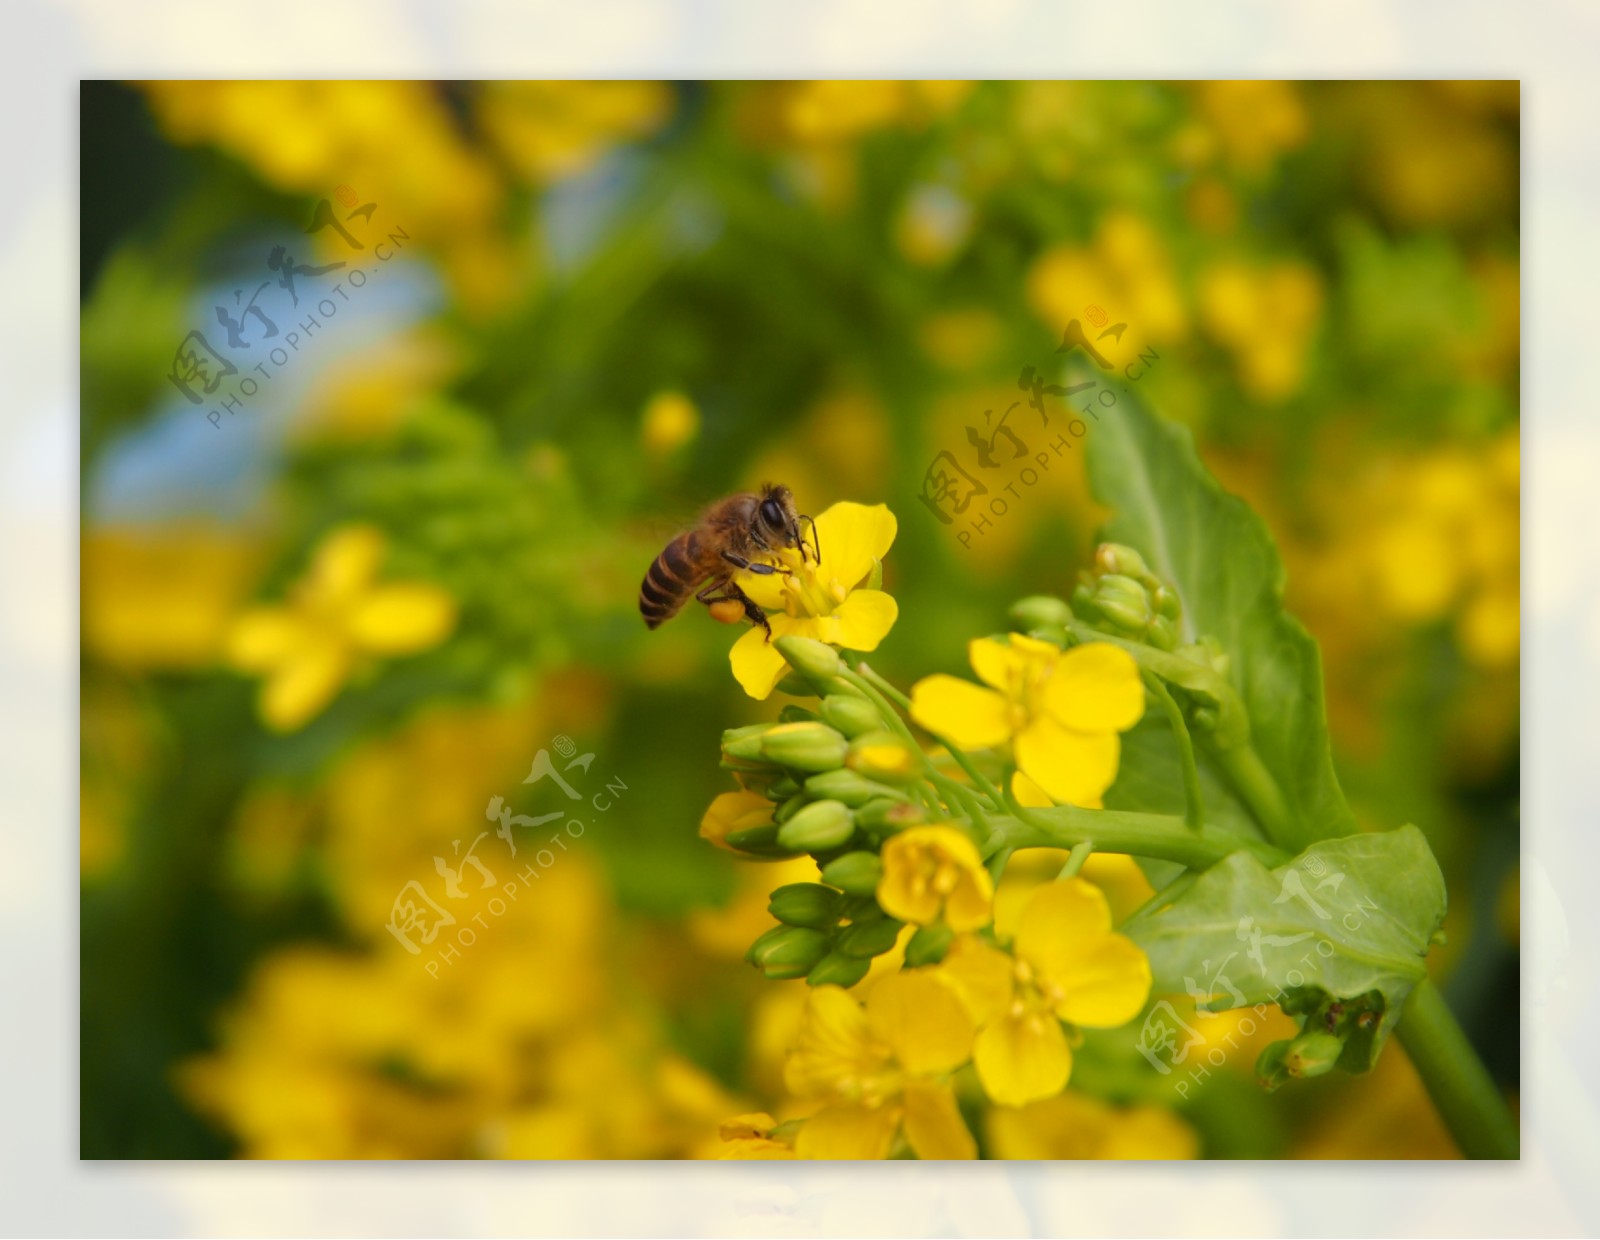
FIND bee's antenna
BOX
[800,514,820,563]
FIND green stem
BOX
[1058,840,1094,878]
[993,803,1287,871]
[1208,742,1298,850]
[1396,979,1519,1160]
[1145,672,1204,832]
[850,661,1006,809]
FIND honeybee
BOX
[639,484,819,640]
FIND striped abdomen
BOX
[639,530,706,628]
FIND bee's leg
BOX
[700,576,772,641]
[722,549,793,580]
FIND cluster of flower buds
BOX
[1067,543,1184,651]
[1255,991,1382,1090]
[718,708,927,863]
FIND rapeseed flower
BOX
[226,525,456,731]
[730,502,899,699]
[877,826,994,932]
[909,635,1144,807]
[938,879,1151,1107]
[784,972,977,1159]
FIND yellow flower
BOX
[986,1090,1199,1160]
[877,826,994,932]
[697,788,775,854]
[784,973,976,1159]
[715,1113,796,1160]
[938,879,1151,1107]
[909,635,1144,807]
[729,501,899,699]
[226,525,456,732]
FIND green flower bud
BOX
[804,768,909,808]
[774,672,819,698]
[1025,624,1069,648]
[768,882,842,929]
[721,723,777,763]
[1095,542,1152,583]
[1151,584,1182,622]
[774,793,810,825]
[764,775,801,802]
[806,951,871,988]
[723,822,785,853]
[1093,573,1154,632]
[1010,594,1073,631]
[819,694,883,739]
[905,923,955,966]
[1147,615,1178,651]
[856,796,927,837]
[840,894,887,922]
[774,635,844,682]
[819,851,884,897]
[837,916,904,959]
[760,721,849,773]
[747,925,830,976]
[775,799,856,852]
[845,731,924,784]
[779,704,821,725]
[1284,1031,1345,1080]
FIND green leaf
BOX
[1081,379,1356,849]
[1124,825,1446,1075]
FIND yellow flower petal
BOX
[969,635,1030,692]
[901,1081,976,1160]
[1053,930,1152,1029]
[226,607,313,672]
[306,524,384,603]
[699,789,774,852]
[812,501,897,591]
[877,827,994,932]
[347,583,456,655]
[738,567,790,611]
[795,1102,899,1160]
[974,1010,1072,1107]
[937,936,1015,1026]
[1015,881,1152,1029]
[908,675,1012,749]
[784,984,878,1098]
[1010,769,1055,808]
[865,969,974,1075]
[728,614,802,699]
[1042,642,1145,733]
[1015,715,1120,807]
[259,636,350,731]
[818,588,898,651]
[1015,878,1114,961]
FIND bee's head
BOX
[756,483,819,564]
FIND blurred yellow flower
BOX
[83,524,263,670]
[730,501,899,699]
[698,788,776,854]
[785,973,976,1159]
[477,81,673,184]
[641,390,700,458]
[910,635,1144,807]
[877,826,994,932]
[1199,259,1323,401]
[987,1090,1199,1159]
[715,1112,796,1160]
[226,525,456,731]
[938,879,1151,1107]
[1192,80,1309,173]
[1027,211,1189,344]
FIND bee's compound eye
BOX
[759,498,784,528]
